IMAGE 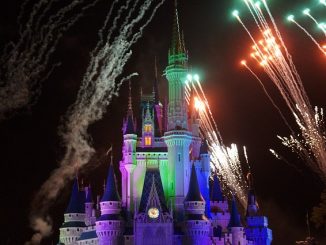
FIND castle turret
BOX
[84,185,96,226]
[59,179,86,245]
[228,196,249,245]
[120,83,137,211]
[245,182,273,245]
[184,164,210,244]
[210,174,230,232]
[96,164,124,245]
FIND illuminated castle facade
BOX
[58,4,272,245]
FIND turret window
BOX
[145,136,152,146]
[144,124,152,132]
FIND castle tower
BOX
[120,82,137,211]
[165,0,188,131]
[142,102,154,147]
[84,185,96,226]
[134,169,173,245]
[228,196,249,245]
[245,184,273,245]
[210,174,230,233]
[96,164,124,245]
[184,164,211,245]
[59,179,86,245]
[163,1,192,218]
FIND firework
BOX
[27,0,165,243]
[287,13,326,55]
[234,0,326,182]
[0,0,99,120]
[186,74,248,207]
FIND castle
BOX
[58,3,273,245]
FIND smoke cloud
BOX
[26,0,165,243]
[0,0,99,120]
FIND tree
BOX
[311,189,326,233]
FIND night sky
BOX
[1,0,326,244]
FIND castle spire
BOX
[211,174,224,202]
[65,179,85,214]
[128,79,133,113]
[185,164,204,202]
[153,56,160,105]
[170,0,184,56]
[124,81,136,135]
[101,162,120,202]
[228,195,242,228]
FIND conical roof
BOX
[185,164,204,202]
[228,196,242,228]
[65,179,85,214]
[85,185,93,203]
[101,164,120,202]
[211,175,224,201]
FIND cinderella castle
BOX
[58,2,273,245]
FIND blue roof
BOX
[228,196,242,228]
[211,175,224,201]
[78,230,97,241]
[138,169,168,213]
[65,179,85,214]
[85,186,93,203]
[200,140,209,154]
[125,114,135,134]
[185,164,204,202]
[101,164,120,202]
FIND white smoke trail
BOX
[26,0,165,244]
[0,0,99,120]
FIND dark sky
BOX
[1,0,326,244]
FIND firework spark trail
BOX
[234,0,326,182]
[289,17,326,55]
[26,0,165,244]
[320,0,326,7]
[0,0,99,120]
[186,75,248,207]
[304,10,326,37]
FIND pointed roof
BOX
[228,196,242,228]
[170,0,185,56]
[85,185,93,203]
[146,175,163,211]
[185,164,204,202]
[211,175,224,202]
[101,163,120,202]
[200,140,209,154]
[65,179,85,214]
[138,169,168,213]
[153,57,160,105]
[124,82,136,135]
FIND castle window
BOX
[144,124,152,132]
[145,136,151,146]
